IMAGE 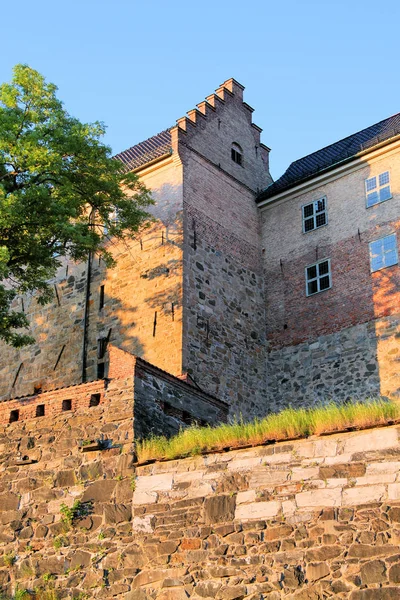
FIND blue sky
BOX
[2,0,400,180]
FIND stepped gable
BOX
[258,112,400,201]
[174,77,266,147]
[113,79,267,173]
[114,129,172,171]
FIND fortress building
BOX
[1,79,400,428]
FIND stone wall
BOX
[181,124,269,418]
[1,421,400,598]
[265,315,400,410]
[0,156,184,401]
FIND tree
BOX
[0,64,153,347]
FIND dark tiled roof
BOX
[114,129,172,171]
[258,113,400,201]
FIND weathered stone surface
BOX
[350,589,400,599]
[195,581,222,598]
[295,488,342,508]
[131,568,187,589]
[388,563,400,583]
[81,480,117,502]
[360,560,387,584]
[306,562,329,582]
[204,495,236,524]
[216,585,246,600]
[104,503,131,524]
[235,501,280,521]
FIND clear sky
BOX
[2,0,400,181]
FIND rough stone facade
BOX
[0,156,184,402]
[1,76,400,420]
[1,420,400,598]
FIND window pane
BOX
[379,171,389,186]
[308,280,318,295]
[316,213,326,227]
[307,265,317,280]
[370,234,397,272]
[370,239,381,256]
[303,204,314,218]
[304,218,315,232]
[318,261,329,276]
[320,275,330,290]
[383,235,396,251]
[367,191,379,207]
[379,186,391,201]
[316,198,325,212]
[366,177,377,192]
[371,255,384,271]
[385,249,398,267]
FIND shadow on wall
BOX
[1,193,184,400]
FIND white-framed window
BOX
[369,233,398,272]
[365,171,391,207]
[305,258,331,296]
[302,197,327,233]
[231,142,243,166]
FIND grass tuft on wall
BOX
[136,398,399,463]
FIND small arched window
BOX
[231,143,243,166]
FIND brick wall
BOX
[261,144,400,404]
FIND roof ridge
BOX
[290,112,400,168]
[258,111,400,202]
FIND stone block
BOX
[366,461,400,475]
[227,457,262,471]
[360,560,386,584]
[204,495,236,524]
[131,568,188,589]
[236,490,256,504]
[388,563,400,583]
[248,468,289,488]
[132,490,158,505]
[348,544,399,558]
[135,473,173,493]
[388,483,400,500]
[342,484,386,505]
[295,488,342,508]
[194,581,222,598]
[343,428,398,455]
[216,586,246,599]
[291,466,319,481]
[0,493,19,511]
[350,589,400,599]
[81,480,117,502]
[306,562,330,582]
[54,470,76,487]
[132,514,154,534]
[306,545,342,561]
[235,500,280,521]
[104,503,131,524]
[157,590,188,600]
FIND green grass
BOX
[136,398,399,463]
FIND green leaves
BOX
[0,64,153,346]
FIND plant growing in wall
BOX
[3,551,16,568]
[59,500,92,527]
